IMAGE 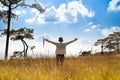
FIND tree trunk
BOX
[22,39,28,58]
[101,44,104,55]
[21,39,26,57]
[117,40,119,53]
[4,4,11,60]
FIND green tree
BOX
[0,0,46,60]
[94,32,120,54]
[2,27,34,58]
[94,38,107,54]
[103,36,115,53]
[108,32,120,53]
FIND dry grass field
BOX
[0,54,120,80]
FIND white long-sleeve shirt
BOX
[45,39,77,55]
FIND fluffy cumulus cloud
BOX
[108,0,120,11]
[68,1,94,18]
[25,0,95,24]
[44,6,59,22]
[25,9,39,24]
[101,26,120,36]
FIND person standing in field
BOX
[44,37,78,66]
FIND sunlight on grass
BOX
[0,55,120,80]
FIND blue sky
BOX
[0,0,120,58]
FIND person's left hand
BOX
[44,38,48,41]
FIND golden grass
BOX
[0,55,120,80]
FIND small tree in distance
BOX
[94,38,106,54]
[108,32,120,53]
[2,27,34,58]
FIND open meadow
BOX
[0,54,120,80]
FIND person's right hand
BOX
[74,38,78,41]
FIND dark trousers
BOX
[56,54,64,66]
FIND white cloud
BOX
[25,9,39,24]
[21,10,26,14]
[68,0,95,18]
[101,26,120,36]
[84,23,98,32]
[44,6,59,22]
[57,4,67,22]
[88,22,93,26]
[111,26,120,31]
[101,28,112,37]
[25,0,95,24]
[25,17,36,24]
[31,8,39,15]
[91,25,97,29]
[14,10,26,15]
[84,29,91,32]
[14,11,21,15]
[108,0,120,11]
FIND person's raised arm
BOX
[44,39,57,45]
[66,38,78,45]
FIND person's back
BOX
[44,37,78,66]
[55,42,68,55]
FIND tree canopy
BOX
[2,27,34,58]
[94,32,120,54]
